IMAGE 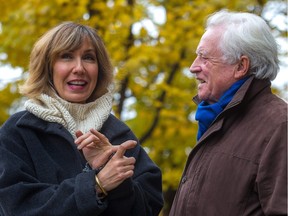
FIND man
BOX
[169,10,287,216]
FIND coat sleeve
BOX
[99,116,164,216]
[102,134,164,216]
[256,121,287,215]
[0,117,107,216]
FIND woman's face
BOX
[52,38,98,104]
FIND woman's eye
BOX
[84,55,96,61]
[60,53,73,59]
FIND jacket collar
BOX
[225,76,271,111]
[193,76,271,143]
[192,76,271,108]
[16,111,74,143]
[184,76,272,173]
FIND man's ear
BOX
[234,55,250,79]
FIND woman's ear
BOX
[234,55,250,79]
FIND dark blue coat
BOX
[0,111,163,216]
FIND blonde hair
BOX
[19,22,113,101]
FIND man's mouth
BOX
[197,78,206,84]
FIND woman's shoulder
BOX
[2,110,28,126]
[1,110,42,131]
[103,114,131,131]
[0,111,31,140]
[101,114,137,142]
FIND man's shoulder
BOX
[266,93,287,121]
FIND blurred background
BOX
[0,0,287,215]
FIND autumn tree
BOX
[1,0,285,215]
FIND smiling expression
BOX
[52,38,98,104]
[190,28,239,104]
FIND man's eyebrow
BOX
[196,49,207,56]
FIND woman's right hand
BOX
[96,140,137,192]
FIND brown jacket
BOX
[170,77,287,216]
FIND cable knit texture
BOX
[25,88,113,138]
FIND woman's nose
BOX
[73,59,85,74]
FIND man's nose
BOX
[189,57,201,74]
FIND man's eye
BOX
[199,54,208,60]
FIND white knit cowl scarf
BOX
[25,89,113,139]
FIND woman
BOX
[0,22,163,215]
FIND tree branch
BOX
[139,49,186,144]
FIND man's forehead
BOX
[196,35,222,56]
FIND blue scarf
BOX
[195,78,248,140]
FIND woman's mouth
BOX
[67,80,88,90]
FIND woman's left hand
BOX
[75,129,118,169]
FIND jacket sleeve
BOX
[0,118,107,216]
[99,116,164,216]
[102,135,164,216]
[256,121,287,215]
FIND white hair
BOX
[206,10,279,80]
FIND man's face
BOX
[190,28,239,104]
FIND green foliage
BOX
[0,82,21,125]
